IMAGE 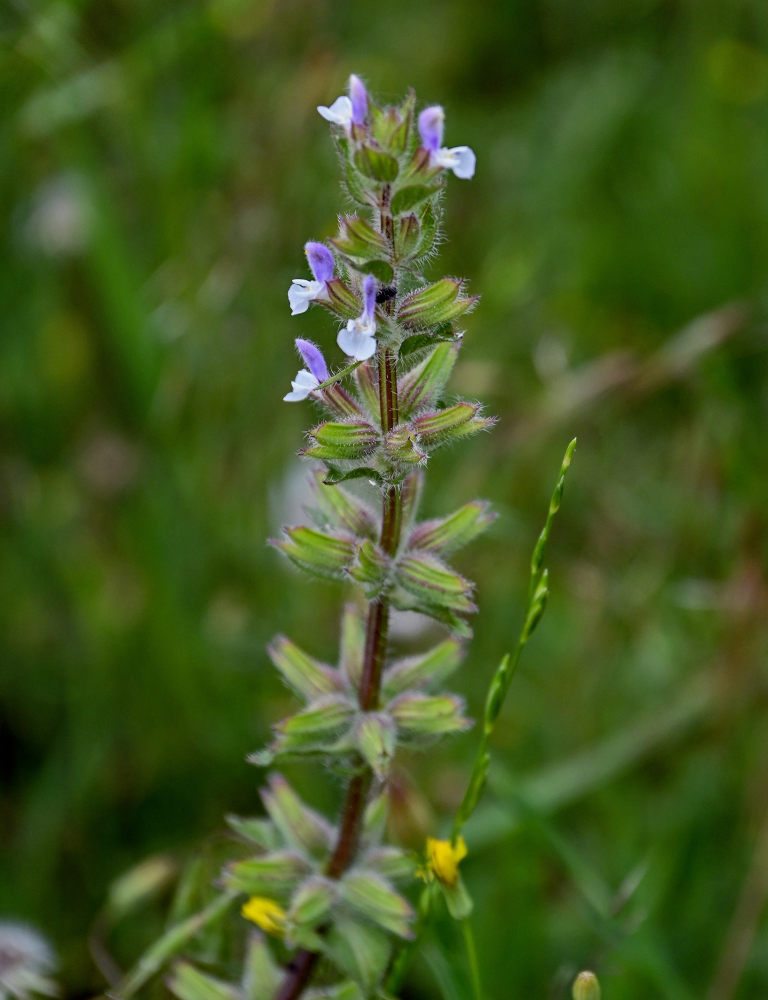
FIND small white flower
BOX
[418,106,476,180]
[431,145,476,180]
[283,368,320,402]
[337,275,377,361]
[317,96,354,130]
[288,278,326,316]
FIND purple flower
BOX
[284,339,329,402]
[337,275,377,361]
[318,74,369,132]
[418,106,476,180]
[349,74,368,126]
[288,242,335,315]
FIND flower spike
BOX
[418,105,476,180]
[288,242,335,316]
[337,274,377,361]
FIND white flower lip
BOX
[283,368,320,401]
[317,96,353,129]
[337,324,376,361]
[288,278,326,316]
[432,145,476,180]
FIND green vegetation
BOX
[2,2,767,998]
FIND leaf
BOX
[324,918,392,995]
[309,471,377,539]
[275,527,356,579]
[331,216,388,261]
[408,501,496,555]
[323,465,385,487]
[355,258,395,283]
[395,551,476,615]
[167,962,239,1000]
[398,341,460,417]
[389,692,471,741]
[274,695,356,754]
[222,852,310,895]
[267,635,341,701]
[397,278,478,330]
[339,603,366,690]
[261,774,334,856]
[288,876,336,927]
[225,815,280,851]
[354,146,400,182]
[354,712,396,780]
[391,185,439,215]
[242,933,282,1000]
[339,871,415,938]
[383,638,465,697]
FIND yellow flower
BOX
[425,835,467,888]
[241,896,286,936]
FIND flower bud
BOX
[573,971,601,1000]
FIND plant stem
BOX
[274,347,401,1000]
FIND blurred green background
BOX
[3,1,768,997]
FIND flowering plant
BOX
[112,75,579,1000]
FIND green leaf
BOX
[383,638,464,697]
[364,846,416,881]
[307,420,379,460]
[413,403,494,447]
[354,712,396,780]
[274,695,356,754]
[167,962,239,1000]
[441,876,474,920]
[338,136,372,206]
[323,465,385,487]
[223,851,310,895]
[224,815,280,851]
[396,551,476,615]
[391,185,439,215]
[275,527,356,579]
[349,540,390,592]
[413,201,439,259]
[354,145,400,182]
[340,603,366,690]
[356,258,395,283]
[384,425,427,465]
[393,213,421,261]
[242,933,282,1000]
[267,635,341,701]
[262,774,334,856]
[408,501,496,555]
[389,692,471,741]
[339,871,415,938]
[288,876,336,927]
[353,360,380,416]
[309,471,377,539]
[370,103,410,155]
[324,278,363,320]
[398,341,459,417]
[324,918,392,995]
[397,279,477,330]
[331,216,388,261]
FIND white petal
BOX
[337,327,376,361]
[283,368,319,401]
[288,279,324,316]
[434,145,476,180]
[317,96,353,127]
